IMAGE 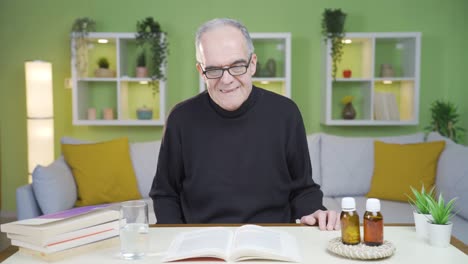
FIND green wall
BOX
[1,0,467,212]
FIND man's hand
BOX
[300,210,341,231]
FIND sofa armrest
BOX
[16,184,42,220]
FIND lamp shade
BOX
[25,60,54,180]
[25,61,53,118]
[27,119,54,174]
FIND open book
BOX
[162,225,301,262]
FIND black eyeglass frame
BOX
[199,54,253,79]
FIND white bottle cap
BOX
[341,197,356,211]
[366,198,381,212]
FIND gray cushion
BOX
[130,141,160,198]
[435,141,468,220]
[31,157,77,214]
[320,133,425,196]
[307,133,322,185]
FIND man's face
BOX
[197,26,257,111]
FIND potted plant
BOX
[136,16,169,81]
[425,193,457,247]
[321,8,347,80]
[136,51,148,78]
[71,17,96,77]
[407,185,434,239]
[425,100,465,143]
[94,57,115,78]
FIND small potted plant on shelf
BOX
[321,8,347,80]
[425,193,457,247]
[135,16,169,81]
[407,185,435,239]
[71,17,96,78]
[425,100,465,143]
[95,57,115,78]
[136,51,148,78]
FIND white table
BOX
[3,226,467,263]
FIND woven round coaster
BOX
[327,237,396,260]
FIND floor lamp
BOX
[25,61,54,183]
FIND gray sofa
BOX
[16,132,468,245]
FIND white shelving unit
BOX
[322,32,421,126]
[199,32,291,98]
[71,32,166,126]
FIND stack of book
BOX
[1,204,120,261]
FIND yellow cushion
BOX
[367,140,445,202]
[62,137,141,206]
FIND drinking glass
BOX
[120,200,149,260]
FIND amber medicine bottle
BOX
[364,198,384,246]
[340,197,361,245]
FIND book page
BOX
[162,227,233,262]
[230,225,301,262]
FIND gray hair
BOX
[195,18,254,62]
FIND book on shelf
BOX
[0,204,119,240]
[162,224,302,263]
[18,236,119,262]
[7,219,119,247]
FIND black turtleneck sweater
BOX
[149,86,325,224]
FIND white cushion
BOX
[130,141,160,198]
[320,133,425,196]
[32,157,77,214]
[435,141,468,220]
[307,133,322,185]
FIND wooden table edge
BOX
[1,223,466,261]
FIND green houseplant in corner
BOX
[425,193,457,247]
[321,8,347,80]
[425,100,465,143]
[407,186,434,239]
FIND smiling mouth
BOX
[219,87,239,93]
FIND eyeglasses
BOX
[200,55,252,79]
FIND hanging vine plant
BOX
[321,8,347,80]
[136,17,169,85]
[71,17,96,78]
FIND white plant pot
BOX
[413,211,432,239]
[427,222,453,247]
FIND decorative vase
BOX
[413,212,432,239]
[137,107,153,120]
[380,64,395,78]
[427,222,453,247]
[342,103,356,120]
[343,69,352,78]
[103,108,114,120]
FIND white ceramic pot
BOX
[413,211,432,239]
[427,222,453,247]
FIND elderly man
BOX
[150,18,340,231]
